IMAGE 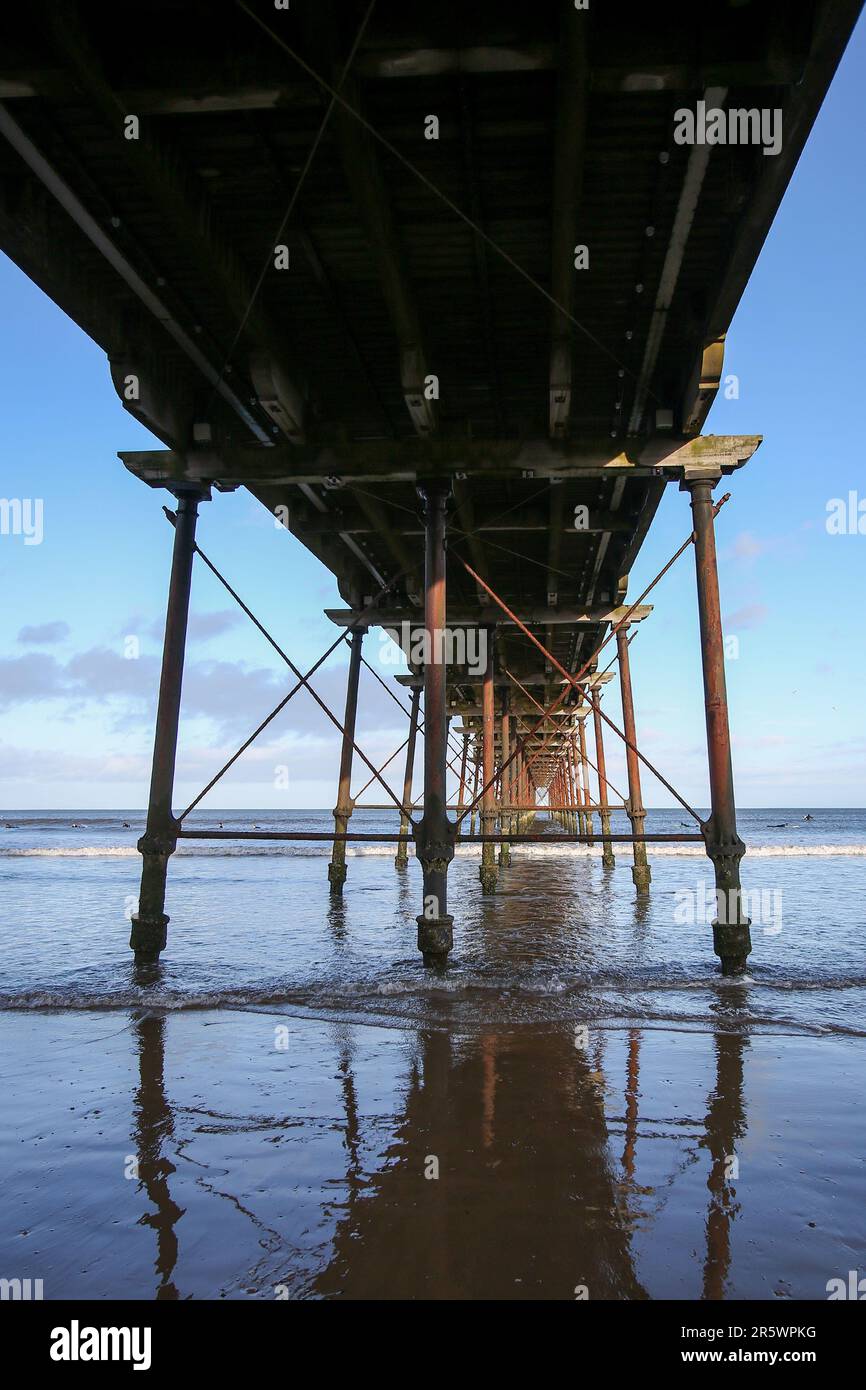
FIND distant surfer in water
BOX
[804,813,814,821]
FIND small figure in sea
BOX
[804,813,814,821]
[4,822,12,829]
[122,821,131,829]
[71,821,85,828]
[218,821,224,829]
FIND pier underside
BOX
[0,0,858,969]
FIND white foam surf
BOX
[2,842,865,859]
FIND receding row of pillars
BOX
[130,472,752,978]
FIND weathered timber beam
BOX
[549,7,587,438]
[334,75,437,438]
[458,81,505,435]
[118,434,762,487]
[350,487,421,595]
[616,478,667,584]
[0,100,271,450]
[626,85,727,435]
[325,604,653,628]
[0,56,805,104]
[41,3,305,442]
[291,510,631,536]
[397,673,553,690]
[451,477,493,606]
[682,336,727,437]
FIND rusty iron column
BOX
[592,689,616,868]
[479,630,498,893]
[572,735,583,835]
[526,763,536,823]
[499,691,511,867]
[569,734,584,836]
[328,626,365,893]
[413,480,455,964]
[469,737,480,838]
[131,486,207,960]
[578,713,594,842]
[457,730,470,813]
[686,477,752,975]
[558,752,567,830]
[395,685,421,869]
[616,623,651,893]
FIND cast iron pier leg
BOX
[592,689,616,868]
[131,487,205,960]
[578,713,593,842]
[479,631,498,893]
[570,736,584,837]
[499,693,511,867]
[617,624,651,894]
[457,731,469,814]
[413,480,455,964]
[328,627,365,893]
[686,477,752,975]
[469,740,480,837]
[395,685,421,869]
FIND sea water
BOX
[1,807,863,1037]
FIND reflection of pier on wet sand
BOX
[2,1004,863,1300]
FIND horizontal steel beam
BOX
[0,56,802,103]
[177,829,703,843]
[287,511,632,536]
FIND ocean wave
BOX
[2,842,866,859]
[2,971,865,1015]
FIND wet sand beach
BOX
[1,1007,864,1300]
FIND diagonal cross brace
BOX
[456,496,730,820]
[163,509,411,822]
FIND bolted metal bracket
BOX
[416,913,454,966]
[411,815,457,875]
[136,822,179,859]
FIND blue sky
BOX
[2,21,864,810]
